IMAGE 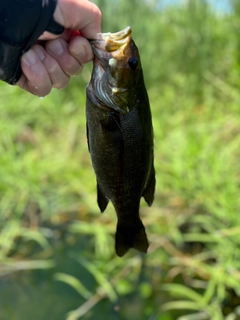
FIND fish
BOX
[86,26,155,257]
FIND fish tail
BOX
[115,219,149,257]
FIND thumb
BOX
[53,0,102,39]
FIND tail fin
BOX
[115,220,149,257]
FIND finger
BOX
[54,0,102,39]
[38,31,59,41]
[46,38,83,76]
[20,49,52,96]
[39,29,74,41]
[17,74,33,94]
[32,45,70,89]
[69,36,94,64]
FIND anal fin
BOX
[142,165,156,206]
[97,181,109,212]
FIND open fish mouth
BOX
[100,26,132,52]
[100,26,132,41]
[90,26,132,54]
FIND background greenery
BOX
[1,0,240,319]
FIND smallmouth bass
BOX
[86,27,155,257]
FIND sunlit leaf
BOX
[161,300,204,312]
[54,273,92,299]
[162,284,204,304]
[75,256,117,302]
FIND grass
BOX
[1,0,240,319]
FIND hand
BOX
[17,0,101,96]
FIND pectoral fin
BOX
[142,166,155,206]
[97,182,109,212]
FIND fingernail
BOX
[74,65,84,76]
[34,47,45,61]
[48,40,64,56]
[72,45,87,58]
[22,50,37,65]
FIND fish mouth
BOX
[99,26,132,52]
[90,26,132,53]
[89,27,132,59]
[100,26,132,41]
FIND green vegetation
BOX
[1,0,240,319]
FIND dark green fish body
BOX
[86,27,155,257]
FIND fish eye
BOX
[128,57,138,70]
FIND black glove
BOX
[0,0,64,84]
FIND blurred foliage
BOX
[1,0,240,319]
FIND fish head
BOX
[89,27,143,115]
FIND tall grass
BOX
[1,0,240,319]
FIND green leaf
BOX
[0,259,54,276]
[161,300,204,312]
[75,256,117,302]
[21,228,50,249]
[162,284,204,304]
[54,273,92,299]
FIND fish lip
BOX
[90,26,132,53]
[100,26,132,42]
[91,26,131,42]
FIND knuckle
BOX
[48,60,59,74]
[92,4,102,23]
